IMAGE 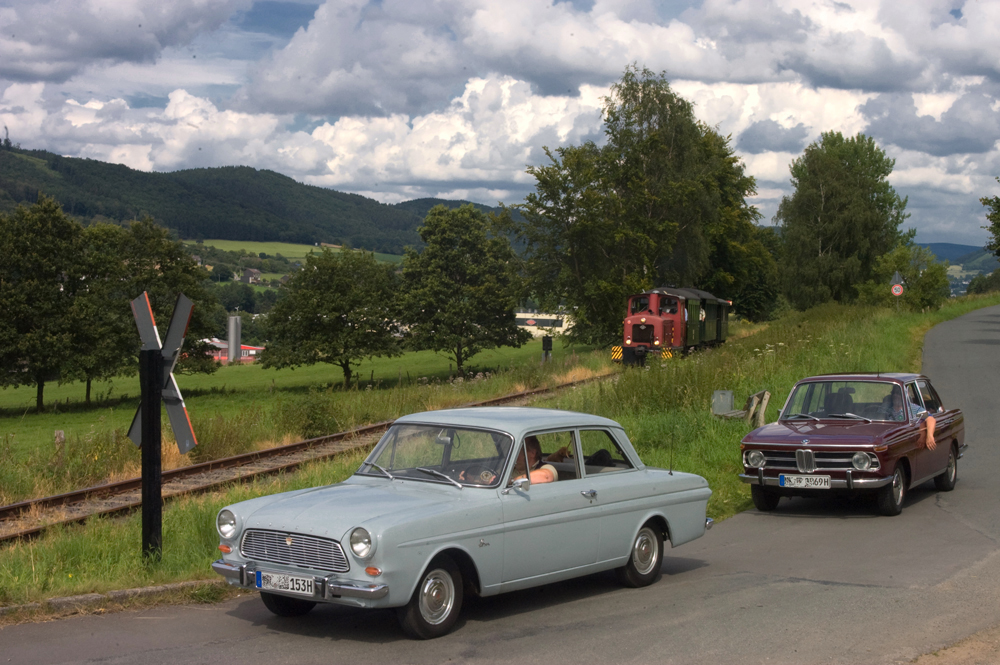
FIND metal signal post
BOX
[128,292,198,560]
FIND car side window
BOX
[578,430,633,475]
[906,383,924,418]
[917,381,943,413]
[533,430,579,480]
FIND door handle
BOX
[581,489,597,499]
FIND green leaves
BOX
[982,177,1000,260]
[777,131,909,310]
[400,205,530,373]
[261,248,401,386]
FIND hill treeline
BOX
[0,148,489,254]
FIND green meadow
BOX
[184,239,404,264]
[2,294,999,609]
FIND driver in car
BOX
[887,389,937,450]
[509,436,557,485]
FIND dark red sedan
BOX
[739,373,965,516]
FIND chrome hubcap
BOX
[632,527,658,576]
[418,569,454,625]
[893,469,904,505]
[948,453,956,481]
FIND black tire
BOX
[751,484,781,511]
[397,555,464,639]
[934,446,958,492]
[259,591,316,617]
[615,524,663,588]
[877,464,907,516]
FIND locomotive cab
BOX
[619,287,730,365]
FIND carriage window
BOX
[630,296,650,315]
[578,430,633,475]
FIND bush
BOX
[967,270,1000,295]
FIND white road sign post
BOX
[127,292,198,560]
[890,271,905,313]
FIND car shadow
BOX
[755,486,939,518]
[227,555,708,642]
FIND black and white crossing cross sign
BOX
[127,292,199,454]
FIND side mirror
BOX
[913,408,928,420]
[502,477,531,495]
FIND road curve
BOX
[2,305,999,664]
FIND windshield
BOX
[781,381,904,422]
[358,424,514,487]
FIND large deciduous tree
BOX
[982,177,1000,259]
[776,131,908,310]
[261,248,400,387]
[0,196,83,410]
[517,65,775,343]
[401,205,530,374]
[856,242,950,311]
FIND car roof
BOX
[796,373,926,384]
[393,407,623,439]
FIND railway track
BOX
[0,377,603,544]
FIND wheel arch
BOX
[406,546,482,600]
[639,513,671,546]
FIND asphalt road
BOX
[3,305,999,664]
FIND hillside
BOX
[0,147,494,255]
[918,242,985,263]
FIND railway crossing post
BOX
[128,293,199,560]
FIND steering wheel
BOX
[461,464,497,485]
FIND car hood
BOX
[742,420,904,447]
[236,478,471,542]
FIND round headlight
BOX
[746,450,766,468]
[217,509,237,539]
[852,452,872,470]
[350,527,374,558]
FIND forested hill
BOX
[0,147,504,254]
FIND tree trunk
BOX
[341,362,352,388]
[86,377,92,406]
[36,379,45,412]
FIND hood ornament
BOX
[801,439,810,445]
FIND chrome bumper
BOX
[739,470,893,490]
[705,517,714,531]
[211,560,388,600]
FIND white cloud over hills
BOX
[1,0,998,245]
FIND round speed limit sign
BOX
[891,284,904,296]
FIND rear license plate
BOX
[779,474,831,489]
[256,570,314,596]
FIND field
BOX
[184,239,404,264]
[2,294,1000,608]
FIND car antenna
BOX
[669,425,674,475]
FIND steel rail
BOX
[0,375,605,544]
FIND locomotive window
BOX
[630,296,650,315]
[658,297,678,315]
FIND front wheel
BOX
[397,555,464,639]
[615,524,663,588]
[934,446,958,491]
[259,591,316,617]
[751,484,781,511]
[877,464,907,516]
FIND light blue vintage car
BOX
[212,407,713,638]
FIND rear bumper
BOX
[739,470,893,490]
[211,559,389,601]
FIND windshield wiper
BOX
[827,413,872,423]
[785,412,820,421]
[360,461,394,480]
[415,467,462,489]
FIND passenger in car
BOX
[510,436,557,484]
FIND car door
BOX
[576,428,644,565]
[906,382,937,483]
[499,430,601,584]
[916,379,952,475]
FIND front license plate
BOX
[256,570,314,596]
[779,474,831,489]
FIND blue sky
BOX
[1,0,998,245]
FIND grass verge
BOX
[1,295,998,608]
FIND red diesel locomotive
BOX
[614,287,731,365]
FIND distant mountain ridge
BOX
[0,147,508,255]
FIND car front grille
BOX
[241,529,350,573]
[753,449,880,473]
